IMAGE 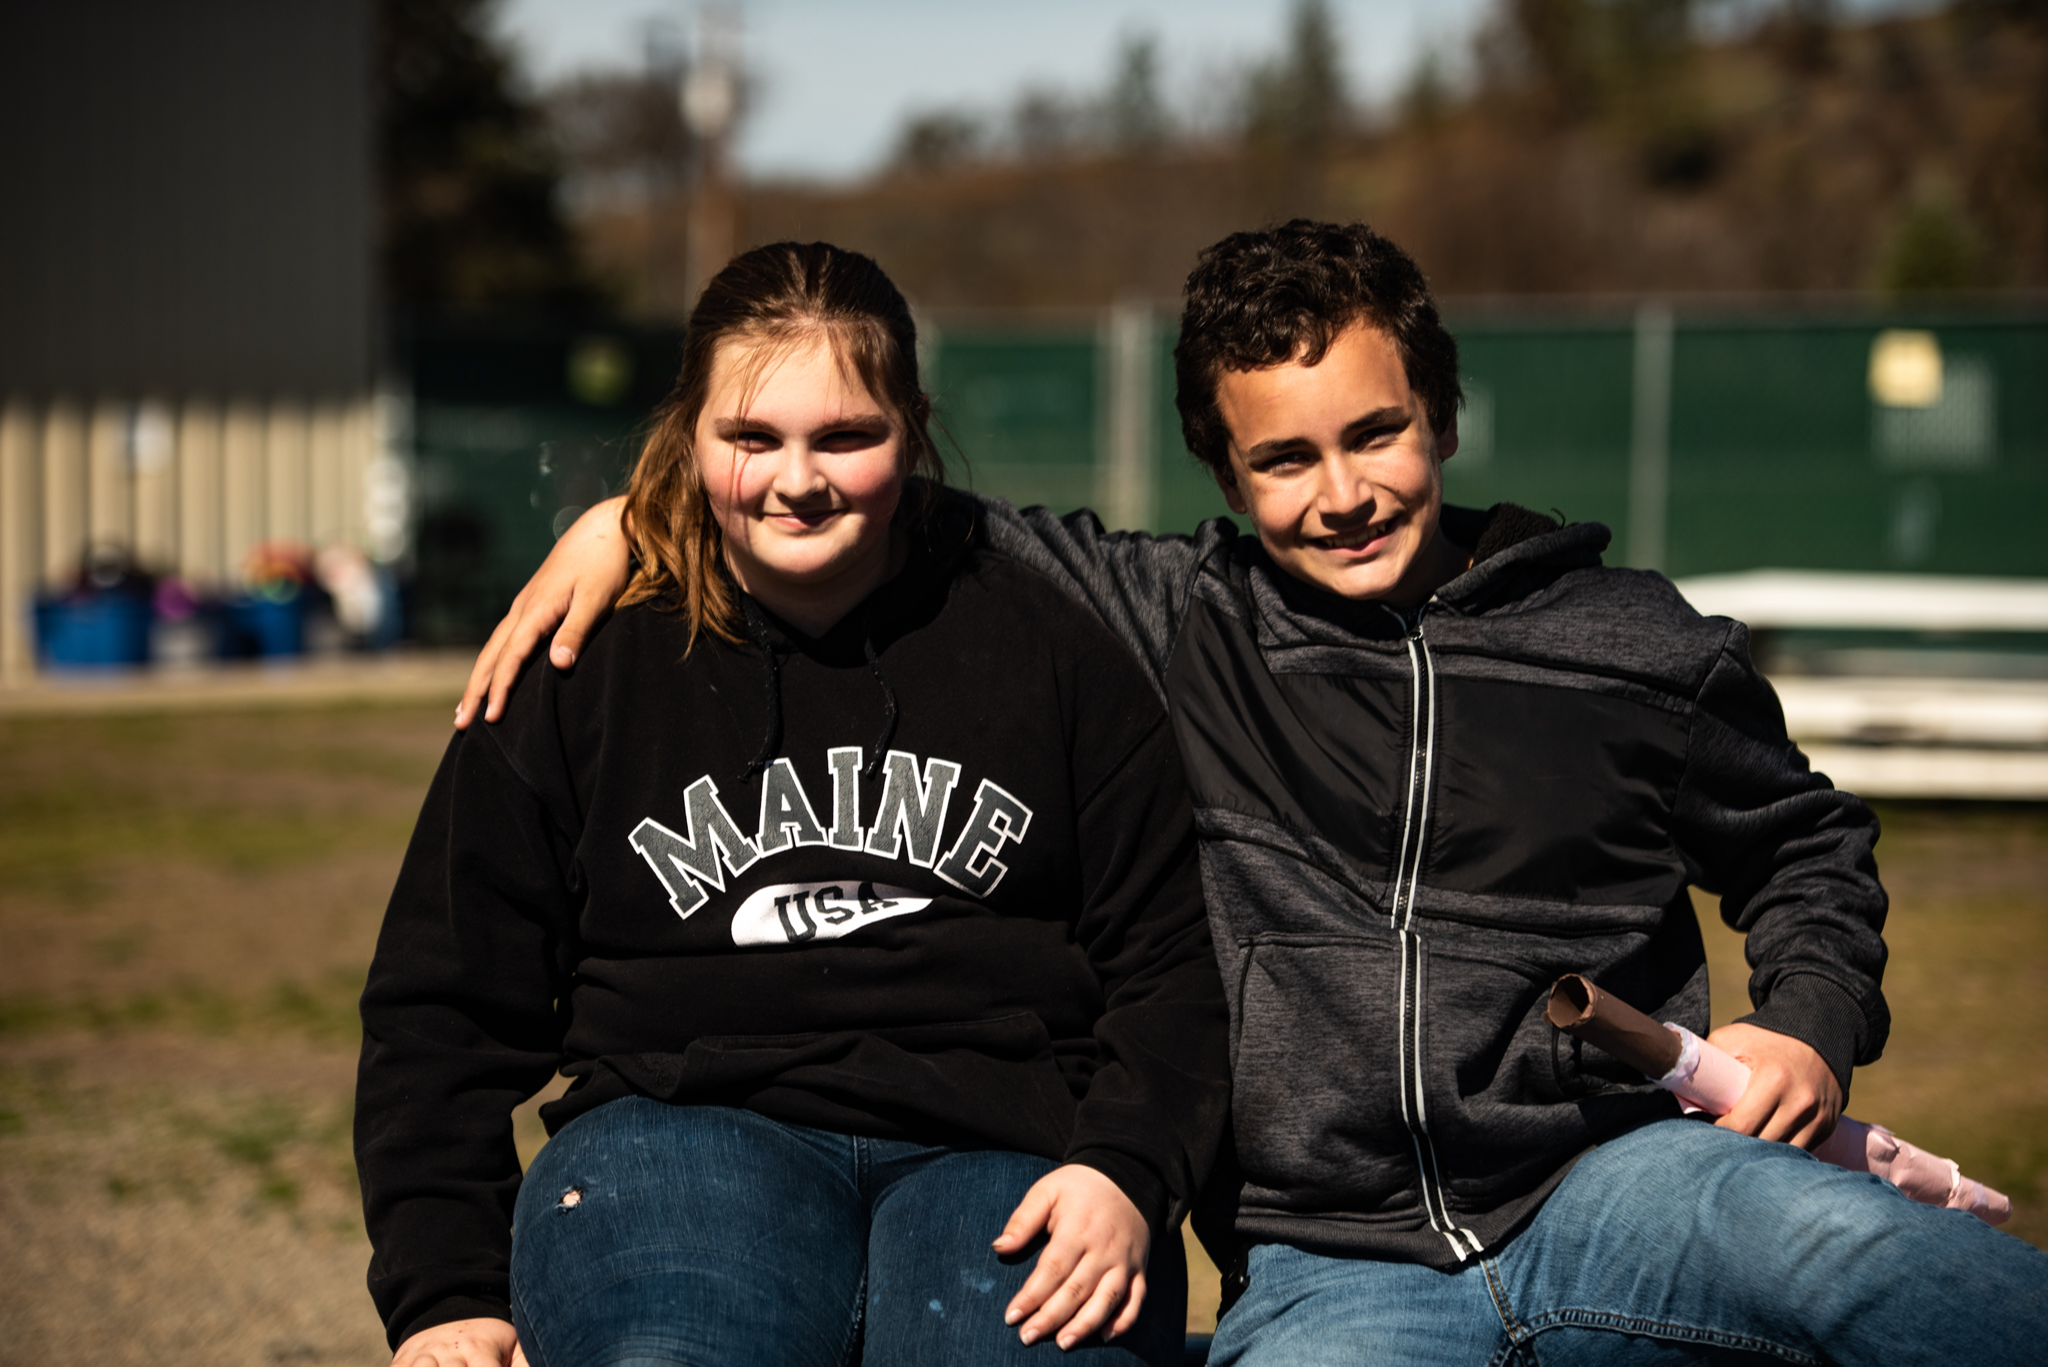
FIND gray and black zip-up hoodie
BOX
[980,496,1889,1272]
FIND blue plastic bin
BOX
[34,594,154,669]
[219,596,306,658]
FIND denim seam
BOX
[847,1132,870,1367]
[1518,1307,1820,1364]
[1479,1257,1535,1367]
[511,1285,553,1367]
[842,1262,866,1367]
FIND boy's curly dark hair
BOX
[1173,219,1463,478]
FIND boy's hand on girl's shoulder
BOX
[1706,1023,1843,1150]
[455,497,632,731]
[995,1163,1151,1351]
[390,1317,526,1367]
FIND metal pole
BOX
[1628,300,1673,573]
[1099,302,1157,532]
[0,396,39,682]
[682,4,740,308]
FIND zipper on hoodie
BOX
[1382,602,1485,1262]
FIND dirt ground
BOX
[0,704,2042,1364]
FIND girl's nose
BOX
[772,445,829,498]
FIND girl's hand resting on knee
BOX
[390,1317,527,1367]
[994,1163,1150,1351]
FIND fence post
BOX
[266,399,310,547]
[133,399,178,572]
[1,397,38,683]
[1627,301,1673,574]
[308,399,349,550]
[222,399,266,580]
[40,399,86,587]
[177,399,224,588]
[1100,301,1158,533]
[88,398,132,560]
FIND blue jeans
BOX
[510,1098,1187,1367]
[1209,1118,2048,1366]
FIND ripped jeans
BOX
[510,1098,1186,1367]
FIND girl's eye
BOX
[733,430,776,449]
[818,427,887,451]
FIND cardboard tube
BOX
[1547,974,2012,1227]
[1662,1023,1752,1113]
[1544,974,1683,1079]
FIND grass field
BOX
[0,704,2042,1363]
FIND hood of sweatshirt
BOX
[1238,502,1611,652]
[730,484,979,784]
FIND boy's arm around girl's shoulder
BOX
[973,494,1237,700]
[1667,616,1890,1096]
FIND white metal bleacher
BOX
[1673,571,2048,800]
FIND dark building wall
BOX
[0,0,372,397]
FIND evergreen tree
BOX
[1246,0,1347,151]
[1104,34,1168,156]
[378,0,599,312]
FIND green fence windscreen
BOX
[1444,324,1636,537]
[398,307,2046,642]
[925,326,1100,515]
[402,322,679,644]
[1446,310,2045,579]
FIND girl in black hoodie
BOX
[354,243,1229,1367]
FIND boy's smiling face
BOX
[1213,321,1468,608]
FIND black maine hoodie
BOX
[354,491,1230,1349]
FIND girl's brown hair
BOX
[619,241,944,646]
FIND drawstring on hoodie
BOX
[739,597,783,783]
[737,595,900,784]
[861,636,898,778]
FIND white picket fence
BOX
[0,391,404,682]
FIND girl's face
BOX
[694,333,909,627]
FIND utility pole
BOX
[1627,300,1673,573]
[681,4,740,310]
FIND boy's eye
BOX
[1252,448,1314,474]
[1347,420,1407,451]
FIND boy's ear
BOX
[1212,461,1249,516]
[1435,413,1460,464]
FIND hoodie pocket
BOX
[1418,937,1680,1205]
[1226,934,1417,1212]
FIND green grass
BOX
[0,971,367,1047]
[0,707,441,901]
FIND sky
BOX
[496,0,1492,181]
[495,0,1941,184]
